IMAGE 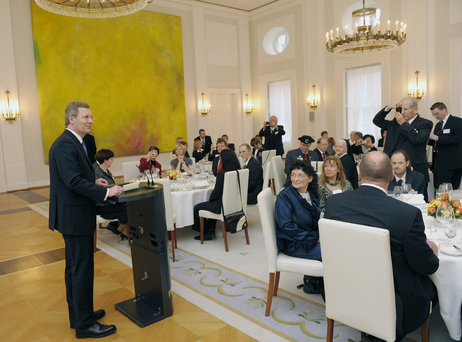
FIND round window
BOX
[263,27,289,55]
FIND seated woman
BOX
[192,149,241,241]
[250,136,265,164]
[318,156,353,213]
[275,159,321,261]
[171,143,193,174]
[93,149,130,240]
[192,140,206,163]
[139,146,162,176]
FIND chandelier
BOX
[34,0,152,19]
[326,0,406,57]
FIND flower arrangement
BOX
[167,169,179,180]
[427,193,462,219]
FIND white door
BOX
[209,93,241,146]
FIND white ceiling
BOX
[179,0,281,12]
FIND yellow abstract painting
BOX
[31,1,186,163]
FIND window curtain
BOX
[268,80,292,145]
[346,64,382,141]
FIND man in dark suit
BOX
[325,152,439,341]
[334,139,358,189]
[373,97,433,187]
[250,136,265,164]
[222,134,235,151]
[211,138,228,176]
[313,137,330,161]
[259,116,285,156]
[428,102,462,189]
[238,143,263,204]
[49,101,123,338]
[194,129,213,155]
[388,150,426,197]
[284,135,318,174]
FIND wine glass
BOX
[393,185,403,200]
[442,183,454,196]
[441,207,457,246]
[401,184,413,203]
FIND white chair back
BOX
[222,171,243,215]
[271,156,286,195]
[155,179,174,231]
[257,188,278,273]
[319,218,396,342]
[263,159,272,189]
[238,168,249,215]
[122,161,140,183]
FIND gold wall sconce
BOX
[307,85,320,109]
[408,71,425,100]
[244,94,254,114]
[2,90,20,123]
[199,93,211,115]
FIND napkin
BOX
[194,180,209,188]
[408,194,425,205]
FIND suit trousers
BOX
[433,153,462,190]
[63,234,96,331]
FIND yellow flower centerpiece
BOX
[427,193,462,219]
[167,169,179,180]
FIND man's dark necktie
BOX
[82,141,88,155]
[397,179,403,186]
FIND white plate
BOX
[193,185,210,189]
[440,245,462,256]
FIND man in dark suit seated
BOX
[250,136,265,164]
[259,116,285,156]
[49,101,123,338]
[388,150,426,198]
[194,129,213,155]
[284,135,318,175]
[222,134,235,151]
[211,138,228,176]
[325,152,439,342]
[428,102,462,190]
[334,139,358,189]
[313,137,330,161]
[238,143,263,204]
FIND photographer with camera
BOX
[259,115,286,156]
[373,97,433,201]
[139,145,162,176]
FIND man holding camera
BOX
[373,97,433,201]
[259,116,285,156]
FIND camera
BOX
[396,107,402,113]
[151,152,156,156]
[266,121,270,126]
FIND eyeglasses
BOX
[432,111,443,117]
[290,173,307,179]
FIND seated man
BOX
[313,137,330,161]
[285,135,318,174]
[334,139,358,189]
[250,136,265,164]
[238,143,263,204]
[211,138,228,176]
[222,134,235,151]
[388,150,426,198]
[325,152,439,342]
[351,131,364,155]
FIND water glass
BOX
[393,185,403,199]
[401,184,413,203]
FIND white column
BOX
[238,14,253,145]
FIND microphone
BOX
[136,165,151,186]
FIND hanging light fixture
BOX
[326,0,406,57]
[307,85,319,109]
[2,90,20,123]
[34,0,152,19]
[199,93,211,115]
[244,94,254,114]
[407,71,425,100]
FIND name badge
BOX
[332,189,342,195]
[443,128,451,134]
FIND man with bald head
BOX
[325,152,438,342]
[373,97,433,201]
[259,115,285,156]
[334,139,358,189]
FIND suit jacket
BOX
[245,157,263,204]
[313,148,329,161]
[252,146,265,164]
[206,170,226,213]
[208,149,219,161]
[212,154,220,176]
[284,148,318,174]
[83,134,97,165]
[325,186,439,334]
[387,171,426,196]
[194,135,213,154]
[373,107,433,182]
[49,129,107,236]
[259,125,285,156]
[340,154,358,189]
[428,114,462,170]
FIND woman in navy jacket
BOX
[275,159,322,261]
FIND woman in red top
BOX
[139,146,162,176]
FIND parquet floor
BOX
[0,188,257,342]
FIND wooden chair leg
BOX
[222,222,229,252]
[421,316,430,342]
[273,271,280,296]
[127,226,131,246]
[173,223,177,249]
[93,230,97,254]
[244,227,250,245]
[200,217,204,244]
[170,231,175,262]
[326,317,334,342]
[360,331,365,340]
[265,273,275,316]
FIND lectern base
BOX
[115,297,169,327]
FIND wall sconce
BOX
[244,94,254,114]
[2,90,20,123]
[407,71,425,100]
[306,85,320,109]
[199,93,211,115]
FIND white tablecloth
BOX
[171,186,214,228]
[423,214,462,340]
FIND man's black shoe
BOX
[194,234,213,241]
[75,322,116,339]
[70,309,106,329]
